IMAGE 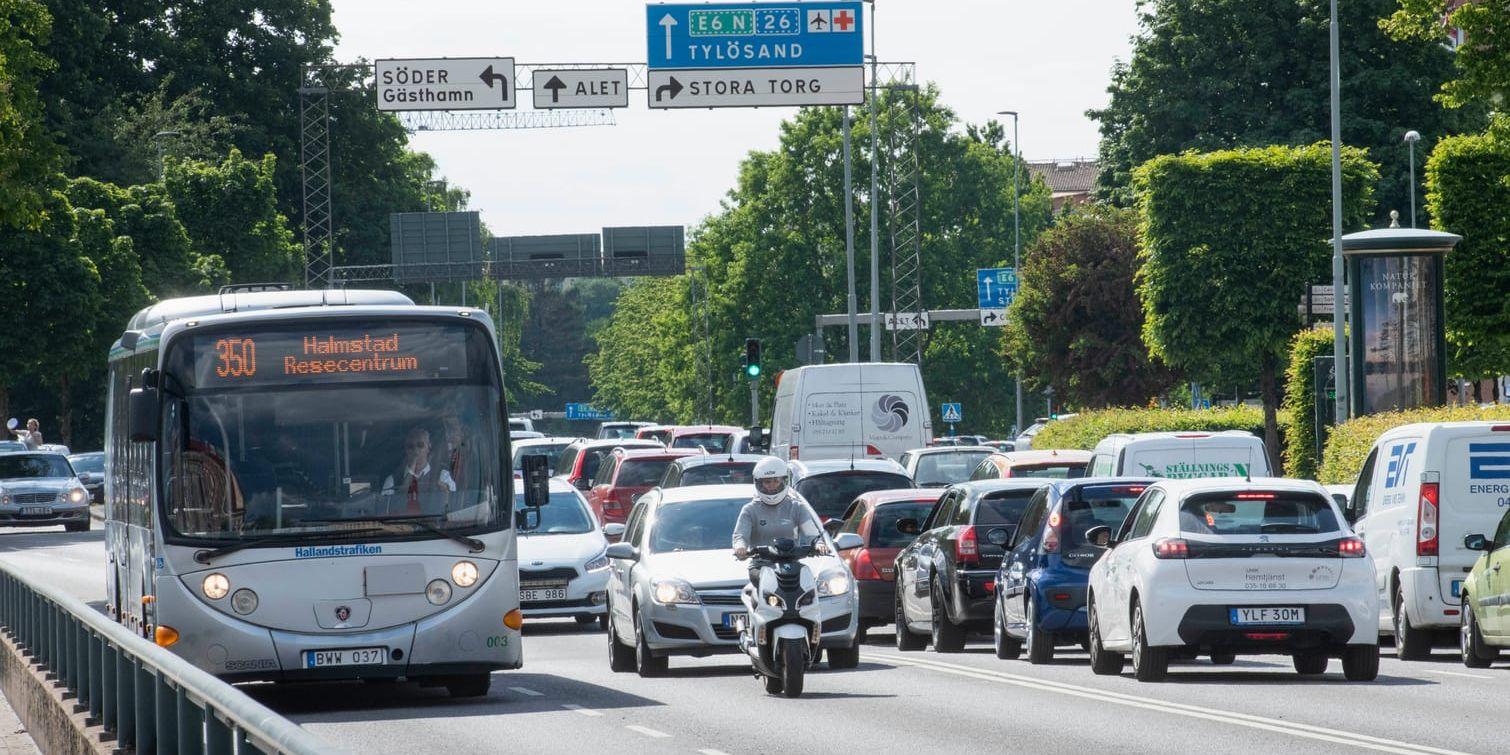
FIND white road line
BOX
[508,686,544,697]
[871,653,1465,755]
[698,749,733,755]
[625,725,671,739]
[561,704,602,717]
[1425,669,1493,680]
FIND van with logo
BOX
[1345,421,1510,659]
[1085,431,1271,480]
[770,363,932,462]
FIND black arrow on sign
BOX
[543,75,567,103]
[983,311,999,323]
[654,76,684,102]
[479,64,509,100]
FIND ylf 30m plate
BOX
[1229,607,1305,625]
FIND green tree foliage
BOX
[0,0,61,228]
[1003,204,1174,409]
[587,276,701,423]
[66,177,227,295]
[1386,0,1510,116]
[1093,0,1485,222]
[1136,143,1379,471]
[1424,131,1510,380]
[165,149,300,284]
[1281,327,1337,479]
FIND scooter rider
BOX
[733,458,824,580]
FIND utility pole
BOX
[843,106,859,363]
[866,1,881,362]
[1404,130,1421,228]
[998,110,1024,436]
[153,130,180,180]
[1328,0,1350,423]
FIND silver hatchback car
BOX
[0,453,92,531]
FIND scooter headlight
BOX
[764,593,785,608]
[816,568,851,597]
[652,579,699,605]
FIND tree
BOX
[67,177,227,296]
[1003,205,1175,409]
[0,0,61,229]
[1092,0,1485,223]
[1386,0,1510,118]
[165,149,300,284]
[1136,143,1378,472]
[68,206,149,444]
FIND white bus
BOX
[104,287,537,697]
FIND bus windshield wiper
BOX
[299,514,486,553]
[193,527,388,564]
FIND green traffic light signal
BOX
[746,363,761,378]
[744,338,762,380]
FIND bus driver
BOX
[381,427,455,514]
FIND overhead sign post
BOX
[645,2,865,109]
[532,69,630,109]
[375,58,516,111]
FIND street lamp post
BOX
[1328,0,1350,423]
[153,130,181,180]
[1404,130,1421,228]
[997,110,1024,436]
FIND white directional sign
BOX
[979,308,1007,327]
[884,311,931,331]
[532,69,630,109]
[647,67,864,109]
[375,58,515,112]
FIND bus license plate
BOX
[20,507,51,516]
[1230,607,1305,625]
[304,647,386,669]
[521,587,567,602]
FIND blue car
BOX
[993,478,1154,663]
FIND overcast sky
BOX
[332,1,1141,236]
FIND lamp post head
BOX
[1404,130,1421,144]
[153,130,181,140]
[996,110,1018,118]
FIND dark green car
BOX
[1459,510,1510,668]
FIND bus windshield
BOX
[160,320,505,543]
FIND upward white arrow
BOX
[659,14,678,60]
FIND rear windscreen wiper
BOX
[193,527,388,564]
[300,515,485,553]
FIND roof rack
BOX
[218,282,295,295]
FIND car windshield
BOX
[0,441,27,453]
[914,451,993,486]
[599,426,640,439]
[680,462,757,487]
[649,496,808,553]
[514,490,594,535]
[512,443,571,474]
[977,489,1037,526]
[0,455,73,479]
[641,430,673,444]
[68,454,104,475]
[1010,463,1086,479]
[1179,493,1340,536]
[672,433,731,453]
[797,472,914,521]
[159,320,504,543]
[616,459,674,487]
[871,501,937,547]
[1062,485,1146,554]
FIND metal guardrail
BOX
[0,567,337,754]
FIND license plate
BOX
[20,506,51,516]
[721,612,741,629]
[1230,607,1305,625]
[1451,580,1463,599]
[304,647,386,668]
[521,588,567,602]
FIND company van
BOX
[1345,421,1510,659]
[1085,431,1272,479]
[770,363,931,462]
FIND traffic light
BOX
[744,338,762,379]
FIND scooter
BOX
[737,538,822,698]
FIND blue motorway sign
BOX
[941,403,963,425]
[977,267,1018,310]
[565,403,616,421]
[646,2,865,70]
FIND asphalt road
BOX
[3,527,1506,754]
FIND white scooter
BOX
[737,538,823,698]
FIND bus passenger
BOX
[381,427,455,514]
[439,413,482,502]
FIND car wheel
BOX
[1341,645,1380,682]
[1292,652,1329,675]
[1461,601,1497,669]
[1392,586,1431,661]
[1087,600,1124,676]
[930,579,965,653]
[633,608,667,677]
[598,613,610,630]
[1209,651,1236,666]
[994,602,1022,660]
[827,644,860,669]
[1130,601,1167,683]
[895,587,927,651]
[607,611,635,672]
[1025,596,1054,665]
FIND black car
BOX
[893,479,1050,652]
[67,452,105,504]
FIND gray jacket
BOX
[732,492,822,552]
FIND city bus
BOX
[104,286,532,697]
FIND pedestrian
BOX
[8,418,44,450]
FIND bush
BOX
[1318,405,1510,485]
[1032,406,1280,452]
[1281,328,1337,480]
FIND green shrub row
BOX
[1316,404,1510,485]
[1031,406,1278,452]
[1281,328,1337,480]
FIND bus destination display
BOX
[191,326,468,386]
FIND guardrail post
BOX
[100,642,115,732]
[204,712,232,755]
[135,662,155,753]
[88,631,102,722]
[155,672,177,753]
[177,688,203,755]
[115,650,133,744]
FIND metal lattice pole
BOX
[886,83,924,366]
[299,83,333,289]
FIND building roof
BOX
[1026,159,1099,195]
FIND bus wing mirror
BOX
[521,454,551,508]
[128,387,160,443]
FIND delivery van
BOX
[1086,431,1271,479]
[1346,421,1510,659]
[770,363,932,462]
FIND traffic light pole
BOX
[750,379,760,427]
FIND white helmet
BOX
[753,457,790,505]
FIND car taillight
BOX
[1417,482,1439,558]
[853,549,884,581]
[865,444,883,457]
[1492,425,1510,432]
[1042,511,1061,554]
[984,579,996,593]
[1236,492,1276,500]
[1152,538,1189,559]
[956,526,979,566]
[1337,537,1365,558]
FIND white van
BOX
[770,363,932,462]
[1086,431,1272,479]
[1346,421,1510,658]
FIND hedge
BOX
[1281,327,1337,480]
[1426,132,1510,379]
[1031,406,1281,452]
[1317,404,1510,485]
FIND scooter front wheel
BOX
[779,637,806,698]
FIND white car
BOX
[1085,478,1379,682]
[511,436,581,478]
[514,479,615,626]
[897,446,996,488]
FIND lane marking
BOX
[625,725,671,738]
[509,686,544,697]
[1425,669,1492,680]
[561,704,602,717]
[870,653,1464,755]
[698,750,733,755]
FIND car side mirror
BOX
[515,507,541,531]
[896,518,920,536]
[833,532,864,552]
[128,386,160,443]
[985,527,1012,547]
[573,476,591,491]
[521,455,551,509]
[823,519,843,537]
[1085,526,1113,548]
[1464,533,1489,552]
[606,542,638,561]
[603,523,626,538]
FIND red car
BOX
[555,438,663,492]
[834,489,945,641]
[585,447,703,525]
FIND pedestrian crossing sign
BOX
[941,403,963,424]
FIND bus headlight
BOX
[452,561,479,588]
[230,589,258,615]
[426,579,453,605]
[202,573,230,600]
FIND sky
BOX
[331,1,1142,236]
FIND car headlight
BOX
[426,579,453,605]
[651,578,700,605]
[65,487,87,504]
[816,568,851,597]
[202,573,230,600]
[231,588,258,615]
[585,550,610,572]
[451,560,479,587]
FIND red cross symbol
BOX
[834,9,855,31]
